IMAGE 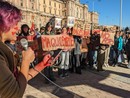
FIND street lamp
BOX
[120,0,123,31]
[91,0,95,35]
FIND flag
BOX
[30,22,35,31]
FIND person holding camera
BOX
[0,1,52,98]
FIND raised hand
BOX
[22,47,35,64]
[42,54,54,67]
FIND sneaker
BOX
[64,73,69,77]
[104,64,107,67]
[59,74,65,79]
[93,64,97,69]
[106,64,109,67]
[127,65,130,69]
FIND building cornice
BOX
[55,0,64,3]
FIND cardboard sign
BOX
[67,16,75,27]
[84,30,90,37]
[100,31,114,45]
[55,18,62,28]
[80,38,89,53]
[41,35,75,51]
[92,29,101,34]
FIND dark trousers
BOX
[88,51,94,68]
[44,66,54,80]
[127,55,130,62]
[97,50,105,70]
[113,49,118,65]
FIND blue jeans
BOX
[88,50,97,68]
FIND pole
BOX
[91,1,95,35]
[120,0,122,31]
[93,1,95,13]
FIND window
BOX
[21,2,23,6]
[65,4,66,8]
[59,4,60,9]
[77,8,78,17]
[54,2,56,7]
[54,10,56,14]
[44,7,46,12]
[59,10,60,15]
[31,3,34,9]
[80,9,82,18]
[20,0,23,7]
[65,12,66,16]
[49,8,51,14]
[30,0,34,2]
[43,0,45,4]
[49,1,51,6]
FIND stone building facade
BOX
[6,0,99,29]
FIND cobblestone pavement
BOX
[23,66,130,98]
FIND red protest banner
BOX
[84,30,90,37]
[41,35,75,51]
[30,22,35,31]
[92,29,101,34]
[100,31,114,45]
[72,28,90,37]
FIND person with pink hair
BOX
[0,1,52,98]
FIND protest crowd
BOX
[16,18,130,83]
[0,1,130,98]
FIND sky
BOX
[80,0,130,28]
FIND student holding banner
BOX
[43,22,56,83]
[88,32,100,70]
[40,26,45,35]
[0,1,53,98]
[102,29,110,67]
[58,27,70,78]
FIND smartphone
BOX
[51,49,62,65]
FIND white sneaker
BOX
[93,64,97,69]
[104,64,107,67]
[106,64,109,67]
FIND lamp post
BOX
[92,1,95,26]
[92,1,95,13]
[91,0,95,35]
[120,0,123,31]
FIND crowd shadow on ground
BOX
[25,95,37,98]
[88,66,130,83]
[28,66,130,98]
[28,72,84,98]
